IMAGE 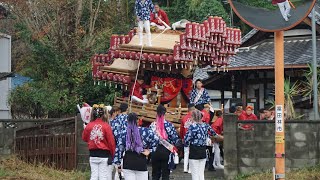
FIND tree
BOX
[4,0,134,118]
[301,64,320,112]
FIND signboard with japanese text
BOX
[275,105,284,132]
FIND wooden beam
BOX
[119,44,173,55]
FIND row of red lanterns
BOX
[176,16,241,65]
[109,29,136,50]
[92,50,233,73]
[185,17,241,45]
[93,71,132,89]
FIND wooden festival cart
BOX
[91,16,241,127]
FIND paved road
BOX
[232,0,314,30]
[145,164,224,180]
[170,164,224,180]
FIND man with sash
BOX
[190,79,211,107]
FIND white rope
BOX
[129,26,170,112]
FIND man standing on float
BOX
[135,0,155,46]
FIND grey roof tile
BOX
[230,37,320,68]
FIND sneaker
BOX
[284,17,289,22]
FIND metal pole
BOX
[312,7,319,120]
[274,31,285,180]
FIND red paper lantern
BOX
[159,54,167,69]
[167,55,174,71]
[153,54,160,69]
[119,35,126,44]
[110,35,119,50]
[97,71,103,80]
[210,16,217,33]
[222,23,227,39]
[192,23,199,41]
[119,51,125,59]
[113,74,119,83]
[107,73,114,81]
[186,23,193,39]
[153,54,160,64]
[235,29,242,45]
[173,44,181,69]
[214,17,221,34]
[219,19,225,34]
[123,76,131,84]
[109,50,120,59]
[125,35,130,44]
[180,34,187,50]
[119,74,124,83]
[203,20,210,38]
[200,24,206,42]
[130,52,137,60]
[142,53,148,62]
[148,53,155,68]
[141,53,148,68]
[125,51,131,59]
[135,52,142,60]
[102,72,108,80]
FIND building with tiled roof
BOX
[196,5,320,116]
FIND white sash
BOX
[194,88,204,104]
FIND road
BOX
[232,0,314,30]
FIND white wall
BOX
[0,33,11,119]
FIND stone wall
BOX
[76,114,90,171]
[224,114,320,180]
[0,123,14,159]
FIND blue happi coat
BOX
[135,0,155,21]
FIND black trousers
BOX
[152,145,171,180]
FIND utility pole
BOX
[311,7,319,120]
[274,31,285,180]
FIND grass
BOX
[236,165,320,180]
[0,156,90,180]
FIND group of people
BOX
[81,79,225,180]
[135,0,170,46]
[230,103,275,131]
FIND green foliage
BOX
[7,0,131,118]
[166,0,229,23]
[265,78,303,120]
[187,0,229,22]
[6,0,235,118]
